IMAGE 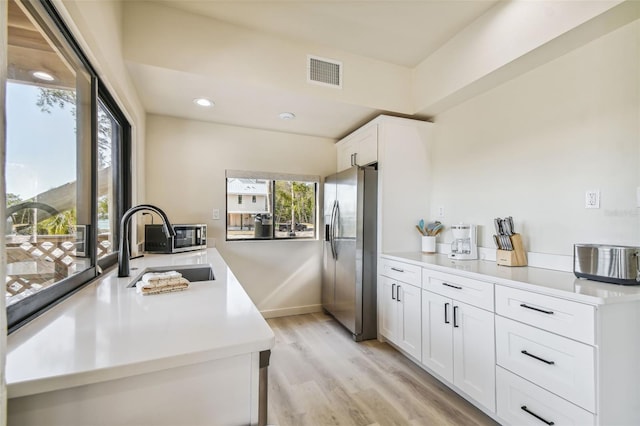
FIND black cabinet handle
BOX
[453,306,459,328]
[520,303,554,315]
[392,283,396,300]
[521,350,555,365]
[391,267,405,273]
[442,282,462,290]
[444,303,450,324]
[521,406,555,425]
[397,285,401,302]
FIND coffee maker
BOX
[449,223,478,260]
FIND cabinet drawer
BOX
[422,269,494,312]
[497,367,595,426]
[496,316,595,412]
[380,258,421,286]
[496,285,595,345]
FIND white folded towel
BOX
[141,271,182,286]
[136,270,190,295]
[136,276,190,295]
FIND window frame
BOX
[225,170,319,242]
[6,0,131,332]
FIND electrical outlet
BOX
[212,208,220,220]
[585,190,600,209]
[437,206,445,218]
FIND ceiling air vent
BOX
[307,55,342,89]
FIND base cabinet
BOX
[496,366,595,426]
[8,353,260,426]
[379,275,421,360]
[421,290,496,412]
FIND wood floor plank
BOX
[267,313,499,426]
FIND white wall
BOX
[145,115,336,315]
[412,0,634,116]
[430,20,640,256]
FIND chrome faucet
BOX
[118,204,175,277]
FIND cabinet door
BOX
[453,301,495,412]
[379,276,398,342]
[421,290,453,382]
[351,124,378,167]
[336,138,356,172]
[397,283,421,360]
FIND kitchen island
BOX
[6,248,275,426]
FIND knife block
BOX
[496,233,527,266]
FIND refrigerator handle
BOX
[329,200,337,259]
[332,201,340,260]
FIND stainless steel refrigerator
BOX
[322,166,377,341]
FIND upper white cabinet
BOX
[335,115,433,255]
[336,123,378,172]
[377,117,432,255]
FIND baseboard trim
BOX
[260,304,323,319]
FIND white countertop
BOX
[383,252,640,305]
[6,248,275,398]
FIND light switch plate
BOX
[213,208,220,220]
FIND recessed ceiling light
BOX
[193,98,214,107]
[32,71,55,81]
[279,112,296,120]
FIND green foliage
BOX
[274,181,315,226]
[37,209,77,235]
[98,196,109,220]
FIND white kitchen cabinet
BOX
[337,115,432,254]
[379,253,640,425]
[421,289,496,413]
[379,258,422,360]
[376,116,432,255]
[495,315,595,412]
[336,123,378,172]
[379,275,421,360]
[496,366,595,426]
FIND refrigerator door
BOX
[333,167,359,334]
[322,174,337,312]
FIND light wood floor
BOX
[266,312,499,426]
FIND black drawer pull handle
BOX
[391,267,405,273]
[397,285,401,303]
[521,406,555,425]
[521,350,555,365]
[444,303,450,324]
[442,282,462,290]
[520,303,554,315]
[392,283,396,300]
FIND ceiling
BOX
[155,0,498,68]
[124,0,500,139]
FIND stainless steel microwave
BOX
[144,224,207,253]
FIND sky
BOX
[6,82,77,201]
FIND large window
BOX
[226,170,318,240]
[5,0,130,331]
